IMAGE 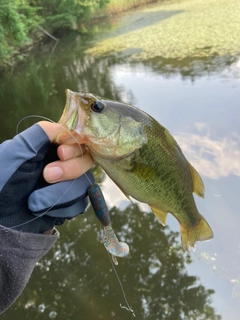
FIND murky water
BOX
[0,1,240,319]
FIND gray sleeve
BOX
[0,226,59,314]
[0,124,50,191]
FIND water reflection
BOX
[175,130,240,179]
[1,204,221,320]
[143,55,239,80]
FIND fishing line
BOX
[107,251,137,318]
[97,215,136,317]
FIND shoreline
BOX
[0,0,161,72]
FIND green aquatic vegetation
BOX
[87,0,240,60]
[105,0,159,14]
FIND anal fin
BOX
[150,206,168,226]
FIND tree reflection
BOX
[0,34,126,142]
[142,54,238,81]
[2,203,221,320]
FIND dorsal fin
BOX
[188,162,205,198]
[150,205,168,226]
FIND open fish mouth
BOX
[55,89,87,144]
[59,89,85,133]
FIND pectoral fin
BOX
[188,162,205,198]
[150,206,168,226]
[131,161,156,180]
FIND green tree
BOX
[0,0,41,65]
[0,0,109,68]
[29,0,109,31]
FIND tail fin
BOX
[180,215,213,251]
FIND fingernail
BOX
[61,145,76,160]
[44,167,63,182]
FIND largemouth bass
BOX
[56,89,213,251]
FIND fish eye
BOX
[91,100,104,113]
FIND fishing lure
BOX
[87,184,129,265]
[87,184,136,317]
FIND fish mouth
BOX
[55,89,87,144]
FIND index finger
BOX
[57,143,86,161]
[43,150,94,183]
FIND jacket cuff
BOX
[0,225,59,314]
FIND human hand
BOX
[0,121,94,234]
[38,121,94,183]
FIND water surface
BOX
[0,1,240,319]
